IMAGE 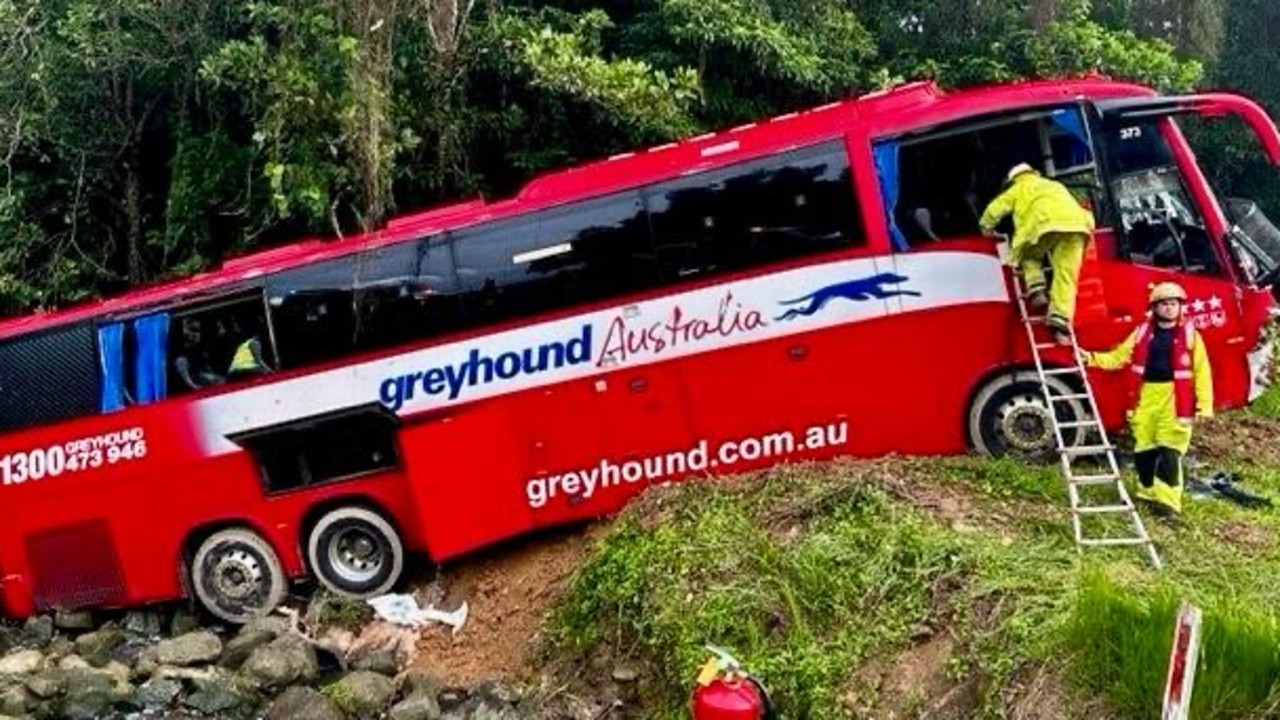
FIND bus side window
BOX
[885,109,1097,248]
[452,191,660,327]
[644,140,863,281]
[167,293,275,393]
[1100,119,1221,276]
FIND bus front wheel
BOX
[306,507,404,598]
[967,371,1087,458]
[190,528,287,624]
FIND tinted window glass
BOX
[645,141,861,280]
[0,323,100,432]
[266,237,466,369]
[453,191,655,326]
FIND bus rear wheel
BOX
[307,507,403,598]
[190,528,287,624]
[968,371,1087,458]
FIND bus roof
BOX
[0,75,1153,342]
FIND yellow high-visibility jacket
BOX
[1083,323,1214,418]
[979,173,1095,264]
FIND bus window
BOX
[1099,119,1221,276]
[167,292,275,393]
[643,140,863,281]
[266,237,466,369]
[0,322,100,432]
[885,108,1097,248]
[453,190,658,327]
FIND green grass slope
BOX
[535,398,1280,719]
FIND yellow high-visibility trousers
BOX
[1019,231,1087,326]
[1129,382,1193,514]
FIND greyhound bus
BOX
[0,77,1276,623]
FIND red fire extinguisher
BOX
[690,645,776,720]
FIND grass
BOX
[542,436,1280,719]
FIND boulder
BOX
[0,649,44,675]
[220,629,276,670]
[74,627,126,667]
[53,610,95,632]
[265,686,346,720]
[328,670,396,718]
[240,635,319,690]
[153,630,224,666]
[134,677,182,709]
[390,692,443,720]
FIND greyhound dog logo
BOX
[775,272,920,321]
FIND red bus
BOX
[0,78,1277,623]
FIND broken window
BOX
[879,107,1097,248]
[167,291,275,394]
[1097,118,1221,276]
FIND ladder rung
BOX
[1068,474,1119,486]
[1057,419,1100,429]
[1049,393,1090,402]
[1079,537,1152,547]
[1062,445,1114,457]
[1034,342,1067,350]
[1042,367,1082,377]
[1074,504,1134,514]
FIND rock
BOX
[399,670,444,701]
[220,629,276,670]
[328,670,396,717]
[184,669,257,717]
[111,639,149,668]
[0,629,13,657]
[169,607,201,637]
[442,696,520,720]
[20,616,53,648]
[24,670,65,699]
[44,635,75,662]
[54,609,95,632]
[350,648,399,676]
[0,682,30,716]
[0,649,44,675]
[57,654,90,670]
[390,692,442,720]
[133,649,160,680]
[134,677,182,709]
[241,635,319,690]
[240,615,290,638]
[59,667,131,720]
[611,665,639,683]
[124,610,165,639]
[154,630,223,666]
[475,681,521,705]
[265,686,346,720]
[75,627,126,667]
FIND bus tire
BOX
[190,528,287,624]
[967,371,1087,458]
[307,507,404,598]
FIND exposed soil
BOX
[1192,413,1280,468]
[999,663,1114,720]
[842,631,979,720]
[407,525,604,688]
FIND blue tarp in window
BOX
[1050,108,1093,168]
[873,141,909,252]
[133,313,169,404]
[98,322,126,413]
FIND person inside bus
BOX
[174,318,225,390]
[1079,282,1213,518]
[979,163,1095,345]
[226,320,274,380]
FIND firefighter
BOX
[1080,282,1213,517]
[227,323,273,379]
[979,163,1095,345]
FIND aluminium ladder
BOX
[1009,272,1163,571]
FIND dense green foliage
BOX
[1,0,1272,315]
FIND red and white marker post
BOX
[1162,602,1203,720]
